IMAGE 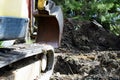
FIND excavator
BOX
[0,0,63,80]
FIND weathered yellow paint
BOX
[0,0,28,18]
[37,0,47,10]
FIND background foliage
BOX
[53,0,120,36]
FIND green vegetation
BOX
[53,0,120,36]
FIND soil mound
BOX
[51,19,120,80]
[51,51,120,80]
[59,19,120,52]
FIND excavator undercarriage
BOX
[0,44,54,80]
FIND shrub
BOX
[53,0,120,35]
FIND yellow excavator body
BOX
[0,0,63,80]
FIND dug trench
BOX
[50,19,120,80]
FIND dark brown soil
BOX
[59,19,120,52]
[51,19,120,80]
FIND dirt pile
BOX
[59,19,120,52]
[51,19,120,80]
[51,51,120,80]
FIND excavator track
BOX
[0,43,54,80]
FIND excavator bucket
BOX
[33,0,63,48]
